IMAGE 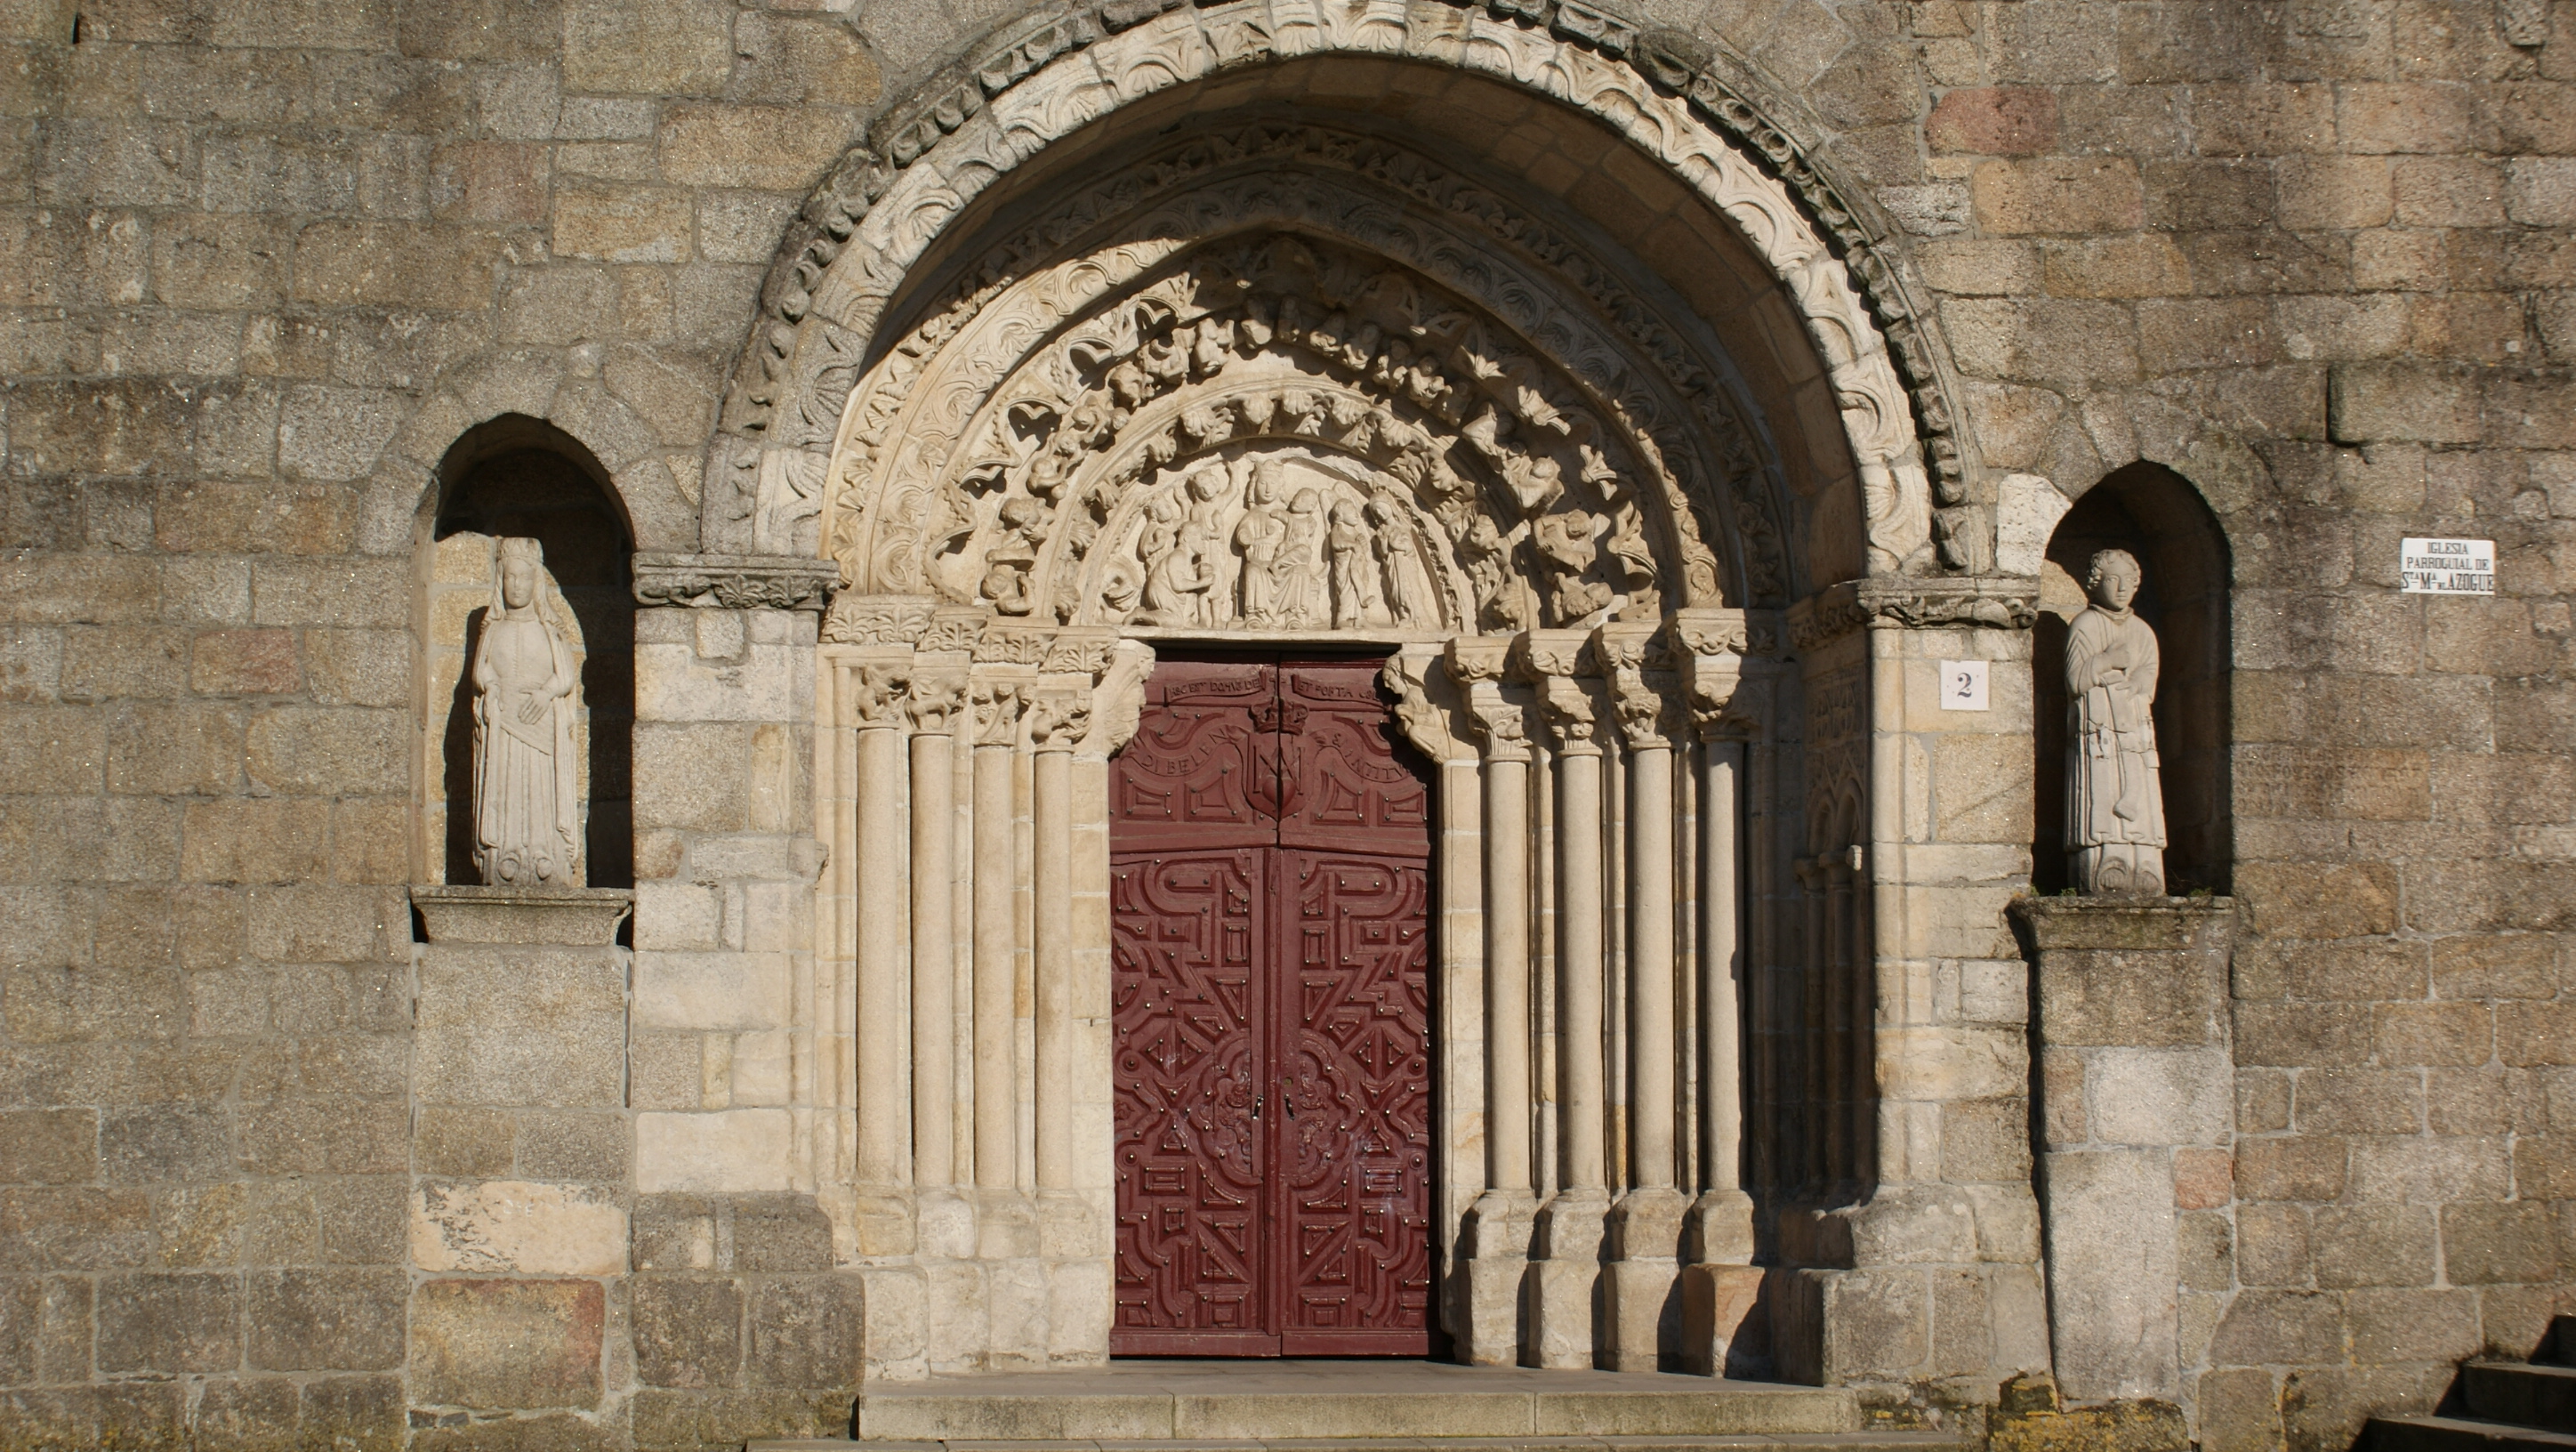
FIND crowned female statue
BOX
[2065,548,2166,895]
[472,536,582,887]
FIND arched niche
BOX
[2034,461,2233,895]
[417,415,636,889]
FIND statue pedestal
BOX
[2011,895,2233,1433]
[412,884,633,945]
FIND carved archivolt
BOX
[811,143,1797,633]
[717,1,1970,583]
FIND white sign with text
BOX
[2400,536,2496,595]
[1938,659,1991,712]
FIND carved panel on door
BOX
[1111,662,1273,851]
[1278,851,1431,1353]
[1276,665,1432,857]
[1110,656,1431,1359]
[1111,849,1270,1351]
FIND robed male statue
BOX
[472,536,582,887]
[2065,548,2166,896]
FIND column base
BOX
[1602,1257,1678,1371]
[1604,1187,1688,1371]
[1686,1188,1758,1265]
[1528,1190,1608,1369]
[1454,1190,1537,1366]
[855,1263,930,1381]
[1678,1263,1769,1377]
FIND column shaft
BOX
[1626,744,1676,1190]
[909,727,955,1189]
[1700,740,1744,1195]
[1558,747,1606,1194]
[972,731,1018,1190]
[1032,740,1074,1190]
[855,690,908,1188]
[1485,756,1532,1197]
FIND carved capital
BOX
[1610,671,1682,751]
[1512,628,1594,682]
[905,666,968,735]
[1669,608,1749,658]
[823,593,934,645]
[1042,626,1118,680]
[847,662,912,729]
[633,553,838,611]
[1856,577,2041,632]
[1463,682,1534,764]
[970,676,1030,747]
[1591,620,1662,674]
[1537,675,1602,754]
[974,622,1054,665]
[922,604,988,655]
[1027,690,1091,752]
[1444,634,1512,686]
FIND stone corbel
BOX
[1381,644,1475,764]
[1089,640,1158,756]
[633,552,840,611]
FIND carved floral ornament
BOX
[716,0,1985,593]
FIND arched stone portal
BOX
[630,4,2051,1387]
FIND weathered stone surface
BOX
[410,1182,628,1277]
[408,1278,605,1410]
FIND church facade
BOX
[2,1,2571,1448]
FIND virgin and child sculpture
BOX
[471,536,583,888]
[2064,548,2166,896]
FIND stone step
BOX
[2363,1414,2576,1450]
[755,1438,1969,1452]
[838,1371,1858,1443]
[2466,1363,2576,1432]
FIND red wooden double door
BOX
[1108,657,1435,1356]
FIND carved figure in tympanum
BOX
[472,536,581,888]
[1326,497,1373,629]
[2065,549,2166,896]
[1280,487,1329,628]
[1367,495,1429,626]
[1235,459,1291,626]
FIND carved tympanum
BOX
[2065,549,2166,897]
[472,537,582,888]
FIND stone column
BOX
[907,662,969,1282]
[850,658,916,1256]
[1602,626,1686,1372]
[1027,688,1091,1195]
[1526,631,1607,1369]
[969,674,1029,1207]
[1445,636,1534,1365]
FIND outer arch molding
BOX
[708,0,1987,584]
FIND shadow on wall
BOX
[2033,461,2233,896]
[423,416,636,889]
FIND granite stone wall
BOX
[0,0,2569,1448]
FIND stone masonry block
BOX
[409,1182,628,1277]
[246,1268,406,1371]
[96,1270,239,1373]
[634,1275,745,1389]
[2443,1202,2559,1285]
[0,1108,96,1184]
[2330,361,2483,445]
[747,1275,867,1388]
[408,1278,605,1410]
